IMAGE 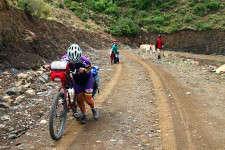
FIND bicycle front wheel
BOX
[49,92,67,140]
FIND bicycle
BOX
[48,61,99,140]
[48,61,79,140]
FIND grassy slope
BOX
[63,0,225,35]
[7,0,225,35]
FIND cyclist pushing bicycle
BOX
[61,43,99,124]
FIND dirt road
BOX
[55,52,163,150]
[6,49,225,150]
[54,50,225,150]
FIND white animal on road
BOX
[140,44,156,58]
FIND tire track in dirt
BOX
[54,64,122,150]
[151,62,217,149]
[68,52,162,149]
[123,51,177,150]
[124,51,219,150]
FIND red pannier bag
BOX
[50,61,69,86]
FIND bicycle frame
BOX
[58,81,77,114]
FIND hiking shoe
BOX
[79,113,87,124]
[73,111,80,121]
[158,54,161,60]
[91,108,99,120]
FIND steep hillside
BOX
[58,0,225,55]
[0,0,112,69]
[63,0,225,35]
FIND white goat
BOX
[140,44,156,58]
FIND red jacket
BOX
[156,37,164,49]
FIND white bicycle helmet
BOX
[67,43,82,62]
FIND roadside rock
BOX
[1,115,10,121]
[23,83,31,89]
[0,96,3,102]
[0,146,10,149]
[96,140,102,143]
[0,102,9,108]
[0,124,6,128]
[14,95,26,105]
[25,89,35,96]
[40,119,47,124]
[207,65,217,72]
[0,69,3,75]
[2,71,10,76]
[39,74,49,83]
[8,133,17,139]
[5,87,19,95]
[17,73,29,79]
[36,70,44,75]
[6,85,27,96]
[10,68,19,75]
[9,127,14,132]
[216,64,225,74]
[15,81,23,87]
[186,92,191,95]
[17,86,27,95]
[191,60,199,65]
[2,95,12,103]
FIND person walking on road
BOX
[156,35,164,59]
[110,40,119,64]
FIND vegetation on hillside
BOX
[6,0,225,36]
[63,0,225,36]
[5,0,52,18]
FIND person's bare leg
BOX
[77,93,87,124]
[84,93,99,120]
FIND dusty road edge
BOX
[55,64,123,150]
[123,51,177,150]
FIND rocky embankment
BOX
[0,66,52,145]
[0,0,112,70]
[0,49,115,149]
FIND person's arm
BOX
[78,56,92,73]
[60,53,69,61]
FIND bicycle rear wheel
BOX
[49,92,67,140]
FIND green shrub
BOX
[93,0,107,12]
[184,14,194,23]
[80,13,89,21]
[110,17,140,36]
[132,0,151,10]
[85,24,91,29]
[45,0,64,9]
[18,0,51,18]
[69,1,80,11]
[146,24,164,33]
[152,15,165,24]
[58,3,64,9]
[195,22,211,31]
[18,0,27,8]
[104,3,119,16]
[125,8,137,18]
[152,9,161,15]
[193,3,207,16]
[64,0,72,7]
[179,8,187,15]
[138,10,149,17]
[157,0,177,10]
[140,16,153,25]
[206,1,220,11]
[169,21,182,32]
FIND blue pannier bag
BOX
[91,66,100,97]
